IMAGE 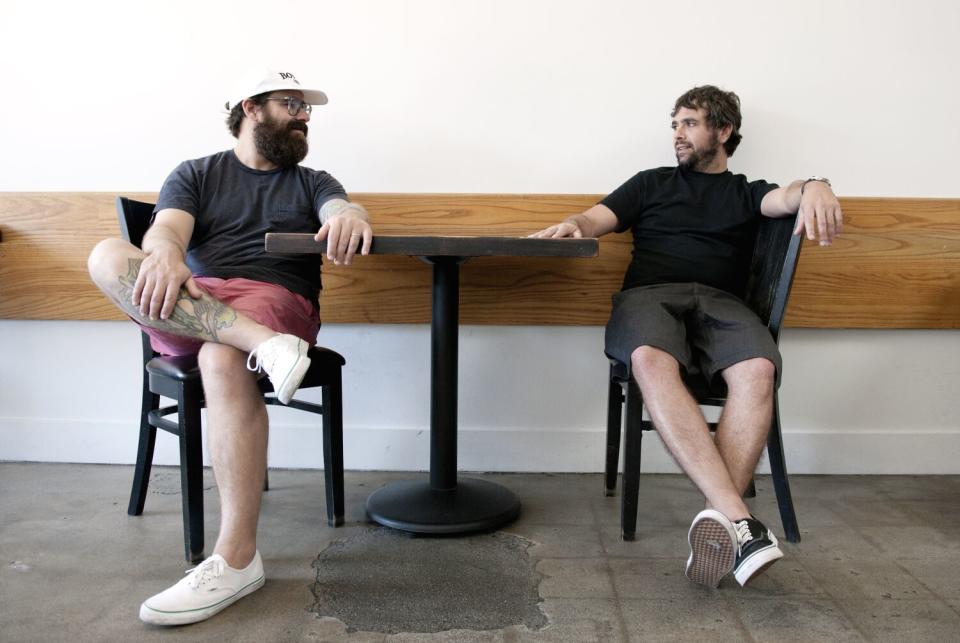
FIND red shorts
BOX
[137,277,320,356]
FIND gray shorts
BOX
[604,282,782,387]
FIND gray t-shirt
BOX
[154,150,347,307]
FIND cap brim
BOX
[300,89,328,106]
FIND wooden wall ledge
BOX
[0,193,957,328]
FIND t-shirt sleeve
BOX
[748,178,779,214]
[600,172,646,233]
[154,161,201,218]
[312,171,349,213]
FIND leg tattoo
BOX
[112,258,237,342]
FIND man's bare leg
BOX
[198,343,268,569]
[630,345,750,520]
[88,238,274,351]
[714,358,776,497]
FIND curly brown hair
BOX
[224,93,269,138]
[671,85,743,157]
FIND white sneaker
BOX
[139,551,265,626]
[684,509,738,588]
[247,334,311,404]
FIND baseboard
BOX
[1,418,958,474]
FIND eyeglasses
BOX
[263,96,313,116]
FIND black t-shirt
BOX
[154,150,347,307]
[601,166,777,297]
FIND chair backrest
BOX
[116,196,161,361]
[116,196,157,249]
[742,215,804,344]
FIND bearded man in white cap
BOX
[88,69,372,625]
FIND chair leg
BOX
[128,391,160,516]
[321,373,345,527]
[604,374,624,497]
[766,393,800,543]
[179,384,206,562]
[263,469,270,492]
[620,378,644,541]
[744,478,757,498]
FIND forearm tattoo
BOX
[111,258,237,342]
[319,198,367,223]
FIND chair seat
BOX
[146,353,200,381]
[145,345,345,384]
[608,358,727,405]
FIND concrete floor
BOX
[2,463,960,642]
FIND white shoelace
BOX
[185,556,225,589]
[246,349,263,373]
[734,520,753,551]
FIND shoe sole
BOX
[139,574,265,626]
[276,346,311,405]
[685,515,737,587]
[734,542,784,586]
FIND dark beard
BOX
[677,133,721,171]
[253,114,308,168]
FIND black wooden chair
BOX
[117,196,346,562]
[605,215,803,543]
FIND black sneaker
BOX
[732,517,783,586]
[685,509,738,587]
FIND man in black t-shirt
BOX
[88,69,373,625]
[533,86,842,588]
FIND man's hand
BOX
[795,182,843,246]
[529,219,584,239]
[529,205,618,239]
[132,245,203,320]
[315,212,373,266]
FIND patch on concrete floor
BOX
[310,527,548,634]
[148,470,215,495]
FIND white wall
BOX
[1,0,958,473]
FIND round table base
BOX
[366,478,521,534]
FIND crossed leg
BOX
[630,345,774,520]
[87,238,276,352]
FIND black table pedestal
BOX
[365,256,521,534]
[366,478,521,534]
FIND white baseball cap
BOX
[225,68,329,111]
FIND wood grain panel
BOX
[786,197,960,328]
[0,193,957,328]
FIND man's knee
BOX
[198,342,250,381]
[723,357,775,393]
[630,345,681,385]
[87,238,140,286]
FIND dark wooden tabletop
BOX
[265,233,599,258]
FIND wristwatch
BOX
[800,176,831,195]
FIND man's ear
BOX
[242,98,260,120]
[717,123,733,145]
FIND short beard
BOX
[677,133,721,171]
[253,114,308,169]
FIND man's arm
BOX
[529,203,620,238]
[761,179,843,246]
[314,198,373,265]
[134,208,202,320]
